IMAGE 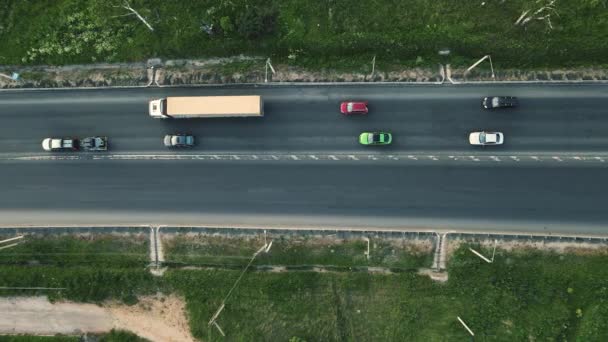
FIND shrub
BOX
[235,6,278,39]
[219,16,234,34]
[23,5,133,64]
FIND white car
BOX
[469,131,504,146]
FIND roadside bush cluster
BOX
[22,2,133,64]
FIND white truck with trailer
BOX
[148,95,263,119]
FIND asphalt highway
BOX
[0,159,606,234]
[0,84,607,233]
[1,84,608,153]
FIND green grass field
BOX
[1,0,607,69]
[1,234,607,341]
[0,234,158,303]
[0,235,149,267]
[167,244,608,341]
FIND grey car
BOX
[164,134,195,147]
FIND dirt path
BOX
[0,297,112,335]
[0,295,195,342]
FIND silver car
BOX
[164,134,195,147]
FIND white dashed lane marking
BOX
[6,153,608,165]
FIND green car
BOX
[359,132,392,145]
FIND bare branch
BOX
[515,10,530,25]
[121,0,154,31]
[515,0,558,30]
[111,13,136,18]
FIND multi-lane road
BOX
[0,84,607,233]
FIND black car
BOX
[81,136,108,151]
[482,96,518,109]
[164,134,195,147]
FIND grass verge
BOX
[0,330,146,341]
[1,234,607,341]
[0,0,607,69]
[162,233,433,270]
[0,234,159,303]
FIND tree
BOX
[236,6,278,39]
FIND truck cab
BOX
[149,99,167,118]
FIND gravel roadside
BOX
[1,57,607,89]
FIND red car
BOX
[340,101,368,115]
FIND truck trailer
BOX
[148,95,263,119]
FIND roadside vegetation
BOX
[1,233,607,340]
[0,330,145,342]
[0,0,607,69]
[166,244,608,341]
[0,234,158,303]
[0,337,77,342]
[163,234,432,270]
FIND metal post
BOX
[213,321,226,337]
[369,55,376,79]
[457,316,475,336]
[0,236,24,245]
[0,236,24,250]
[0,244,20,251]
[208,303,225,326]
[438,64,446,84]
[469,247,492,263]
[446,64,459,84]
[466,55,490,74]
[264,240,273,253]
[464,55,495,80]
[265,58,275,83]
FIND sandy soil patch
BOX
[0,297,112,335]
[0,294,196,342]
[105,294,195,342]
